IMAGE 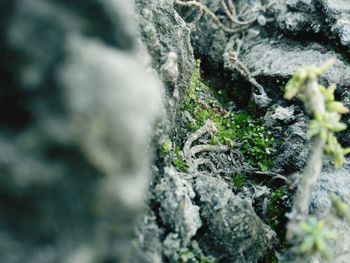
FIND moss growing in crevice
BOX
[172,145,188,172]
[181,59,276,171]
[231,173,248,189]
[266,188,289,232]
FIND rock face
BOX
[277,0,350,48]
[310,161,350,262]
[194,176,276,262]
[3,0,350,262]
[136,0,194,93]
[0,0,162,262]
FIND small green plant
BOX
[284,60,350,167]
[178,248,215,263]
[179,248,196,262]
[266,189,287,231]
[160,138,172,153]
[172,146,188,172]
[232,173,247,189]
[284,60,350,259]
[331,195,350,220]
[298,217,336,258]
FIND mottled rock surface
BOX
[194,175,276,262]
[0,0,162,262]
[278,0,350,48]
[3,0,350,262]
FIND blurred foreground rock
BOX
[3,0,350,262]
[0,0,162,262]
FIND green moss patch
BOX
[182,60,275,171]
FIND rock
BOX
[153,167,202,244]
[311,161,350,214]
[269,105,295,124]
[194,175,276,262]
[278,0,350,49]
[183,0,229,69]
[272,117,309,173]
[310,160,350,262]
[136,0,195,96]
[161,51,180,82]
[239,40,350,90]
[0,0,163,262]
[137,212,163,263]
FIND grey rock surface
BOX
[194,175,276,262]
[310,160,350,262]
[154,167,202,244]
[240,40,350,90]
[0,0,163,262]
[273,115,309,173]
[3,0,350,262]
[311,161,350,214]
[136,0,195,95]
[278,0,350,49]
[183,0,275,69]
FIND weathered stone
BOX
[194,175,276,262]
[278,0,350,50]
[240,40,350,89]
[136,0,195,96]
[154,167,202,244]
[309,160,350,262]
[0,0,163,262]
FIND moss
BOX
[172,145,188,172]
[232,174,247,189]
[160,138,172,153]
[266,188,288,232]
[183,60,275,171]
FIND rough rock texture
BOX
[309,160,350,262]
[155,168,202,244]
[311,161,350,213]
[186,0,230,69]
[270,113,309,173]
[238,39,350,94]
[0,0,162,262]
[3,0,350,262]
[134,1,279,262]
[136,0,194,96]
[183,0,279,69]
[277,0,350,48]
[234,2,350,262]
[194,175,276,262]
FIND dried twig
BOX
[224,50,271,107]
[175,0,250,33]
[183,119,230,173]
[220,0,257,26]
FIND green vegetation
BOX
[298,217,336,258]
[172,145,188,172]
[284,60,350,259]
[160,138,172,153]
[266,189,287,231]
[284,60,350,167]
[232,174,247,189]
[178,248,215,263]
[183,60,275,171]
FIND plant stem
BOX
[286,78,326,241]
[286,136,325,241]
